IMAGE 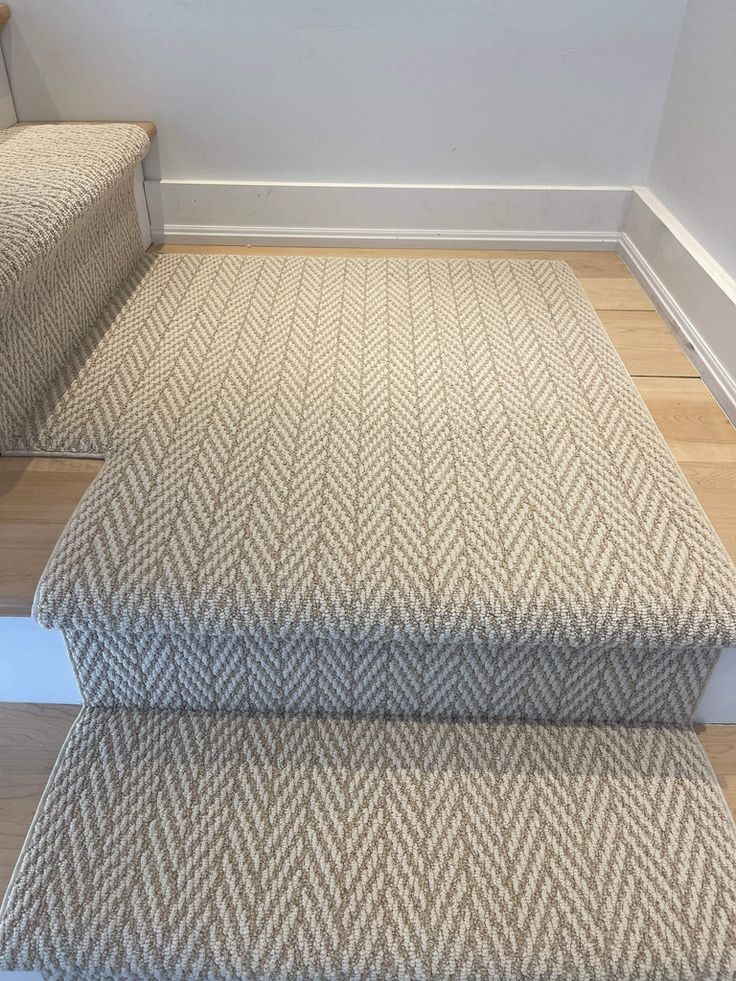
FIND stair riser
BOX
[64,624,719,725]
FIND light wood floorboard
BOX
[0,458,103,616]
[695,725,736,818]
[0,704,80,899]
[598,311,698,378]
[635,377,736,464]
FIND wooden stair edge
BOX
[0,5,9,30]
[12,120,157,139]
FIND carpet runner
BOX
[1,124,735,978]
[2,712,736,979]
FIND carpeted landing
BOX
[2,710,736,980]
[4,252,736,722]
[2,124,736,979]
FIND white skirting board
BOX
[0,38,16,129]
[619,188,736,425]
[133,163,152,249]
[0,617,733,722]
[145,181,629,249]
[0,619,81,704]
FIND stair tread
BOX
[0,123,149,295]
[13,119,157,138]
[4,252,735,720]
[1,708,734,978]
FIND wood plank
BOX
[149,244,629,278]
[13,120,156,138]
[635,377,736,463]
[0,458,103,616]
[680,462,736,562]
[0,704,80,899]
[696,725,736,817]
[578,275,655,311]
[598,310,698,378]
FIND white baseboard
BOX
[619,188,736,424]
[156,226,621,249]
[133,163,152,249]
[0,36,17,129]
[0,619,81,704]
[145,180,628,249]
[695,648,736,724]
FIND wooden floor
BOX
[1,247,735,899]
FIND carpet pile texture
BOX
[0,124,149,445]
[1,123,735,980]
[2,710,735,980]
[5,251,736,722]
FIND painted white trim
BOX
[0,619,81,703]
[619,189,736,424]
[133,163,152,249]
[159,178,630,192]
[632,187,736,307]
[0,35,17,128]
[145,181,630,249]
[695,648,736,724]
[158,225,619,249]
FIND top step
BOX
[0,123,150,295]
[8,252,736,725]
[12,119,157,138]
[0,123,151,449]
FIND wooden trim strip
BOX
[12,120,157,138]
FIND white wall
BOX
[648,0,736,278]
[0,619,80,703]
[1,0,686,186]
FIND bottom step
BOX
[1,711,735,979]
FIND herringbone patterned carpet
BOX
[0,124,149,446]
[2,709,736,980]
[7,252,736,721]
[2,125,736,978]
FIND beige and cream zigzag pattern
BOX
[2,124,736,980]
[2,709,735,979]
[0,124,148,446]
[8,252,736,721]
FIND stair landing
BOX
[1,249,732,618]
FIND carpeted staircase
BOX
[1,123,736,979]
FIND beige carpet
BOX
[5,252,736,722]
[2,709,736,979]
[0,124,149,446]
[2,125,736,979]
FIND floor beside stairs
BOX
[1,246,735,908]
